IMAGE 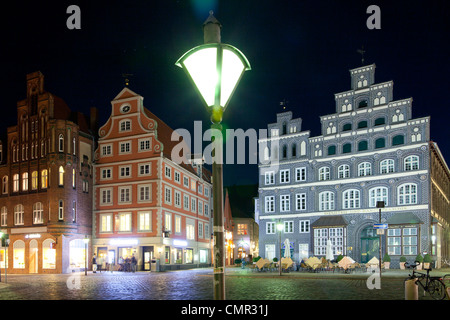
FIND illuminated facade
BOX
[92,87,212,271]
[257,64,450,268]
[0,72,96,274]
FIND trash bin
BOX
[405,278,418,300]
[150,259,160,272]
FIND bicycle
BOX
[404,262,446,300]
[441,258,450,268]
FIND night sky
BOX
[1,0,449,187]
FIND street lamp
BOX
[176,11,251,300]
[277,222,283,276]
[83,236,89,276]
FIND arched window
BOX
[398,184,417,205]
[358,140,368,151]
[58,134,64,152]
[357,121,368,129]
[22,172,28,191]
[375,138,386,149]
[358,162,372,176]
[328,145,336,156]
[41,169,48,189]
[282,145,287,159]
[13,174,19,192]
[291,144,297,157]
[1,206,7,226]
[319,191,335,211]
[282,122,287,135]
[380,159,395,174]
[13,240,25,269]
[33,202,43,224]
[342,123,352,131]
[392,135,404,146]
[58,166,64,186]
[318,167,331,181]
[404,155,419,171]
[343,189,360,209]
[369,187,388,207]
[338,164,350,178]
[2,176,8,194]
[14,204,24,225]
[358,100,368,108]
[43,239,56,269]
[300,141,306,156]
[374,117,385,126]
[342,143,352,154]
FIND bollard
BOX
[405,278,418,300]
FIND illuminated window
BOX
[118,213,131,232]
[13,240,25,269]
[33,202,44,224]
[398,184,417,205]
[58,166,64,186]
[58,200,64,220]
[237,224,248,235]
[13,174,19,192]
[31,171,38,190]
[138,212,151,232]
[41,169,48,189]
[22,172,28,191]
[1,206,7,226]
[72,169,76,188]
[100,214,112,233]
[43,239,56,269]
[14,204,24,225]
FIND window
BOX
[342,143,352,154]
[2,176,7,194]
[299,220,310,233]
[14,204,24,225]
[58,166,64,186]
[119,187,131,203]
[404,155,419,171]
[369,187,388,207]
[183,177,189,187]
[314,228,328,256]
[375,138,385,149]
[101,168,112,180]
[138,185,151,202]
[175,215,181,234]
[265,171,274,185]
[380,159,395,174]
[388,227,418,256]
[186,220,195,240]
[174,190,181,207]
[100,214,112,233]
[295,193,306,211]
[139,163,151,176]
[165,166,171,178]
[265,196,275,212]
[119,120,131,132]
[329,228,344,255]
[174,171,180,183]
[58,200,64,220]
[358,162,372,176]
[21,172,28,191]
[101,144,112,156]
[138,212,152,232]
[319,191,335,211]
[33,202,44,224]
[204,204,209,217]
[266,222,275,234]
[342,189,360,209]
[398,184,417,205]
[139,138,151,151]
[191,198,196,213]
[358,140,368,151]
[119,166,131,178]
[265,244,276,261]
[118,213,132,232]
[164,186,172,204]
[72,201,76,222]
[358,100,368,108]
[291,144,297,157]
[13,174,19,192]
[237,224,248,235]
[198,222,203,238]
[357,121,368,129]
[101,188,112,205]
[58,134,64,152]
[282,145,287,159]
[72,169,76,188]
[318,167,330,181]
[119,142,131,154]
[183,195,189,210]
[13,240,25,269]
[295,167,306,182]
[392,135,405,146]
[41,170,48,189]
[284,221,294,233]
[342,123,352,131]
[280,169,290,183]
[1,206,6,226]
[164,213,172,232]
[374,117,385,126]
[338,164,350,179]
[328,145,336,155]
[280,195,290,212]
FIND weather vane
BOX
[122,73,133,87]
[280,99,289,111]
[357,46,366,65]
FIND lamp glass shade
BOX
[220,48,246,107]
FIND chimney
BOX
[90,107,98,137]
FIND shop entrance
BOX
[142,246,154,271]
[360,226,379,263]
[29,240,38,274]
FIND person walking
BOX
[131,254,137,273]
[92,254,97,273]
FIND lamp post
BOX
[376,201,385,280]
[176,11,250,300]
[277,221,283,276]
[83,236,89,276]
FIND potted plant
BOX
[415,254,423,270]
[423,254,432,270]
[399,256,407,269]
[383,253,391,269]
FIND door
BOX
[142,246,154,271]
[29,240,38,273]
[360,226,379,263]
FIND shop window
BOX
[43,239,56,269]
[13,240,25,269]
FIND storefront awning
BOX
[386,212,423,225]
[311,215,348,228]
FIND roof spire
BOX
[357,46,366,65]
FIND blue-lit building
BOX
[256,64,450,268]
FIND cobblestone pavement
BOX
[0,268,448,300]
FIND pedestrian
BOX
[92,254,97,273]
[131,254,137,273]
[118,256,123,271]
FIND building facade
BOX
[0,71,96,274]
[257,64,450,268]
[92,87,212,271]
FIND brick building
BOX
[0,72,96,274]
[92,87,212,271]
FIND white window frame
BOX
[118,212,132,232]
[138,212,152,232]
[266,222,275,234]
[295,193,306,211]
[319,191,335,211]
[101,167,112,180]
[369,187,388,207]
[318,167,331,181]
[380,159,395,174]
[280,169,290,183]
[119,119,131,132]
[280,194,290,212]
[100,188,113,205]
[138,163,151,176]
[358,162,372,177]
[398,183,417,205]
[342,189,360,209]
[100,213,113,233]
[101,144,112,157]
[138,184,152,203]
[284,221,294,233]
[295,167,306,182]
[265,196,275,213]
[299,220,310,233]
[404,155,419,171]
[119,141,131,154]
[338,164,350,179]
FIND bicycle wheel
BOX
[428,279,446,300]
